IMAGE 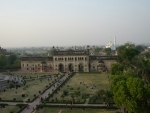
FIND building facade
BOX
[21,50,117,73]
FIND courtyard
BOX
[48,72,111,104]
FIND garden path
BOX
[20,73,70,113]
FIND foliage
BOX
[116,45,140,71]
[110,63,123,75]
[111,75,150,113]
[135,59,150,83]
[94,47,103,53]
[0,54,20,69]
[104,48,111,55]
[63,90,69,96]
[135,45,145,52]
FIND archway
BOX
[68,64,74,72]
[78,63,84,72]
[59,64,64,72]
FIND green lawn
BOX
[49,73,110,103]
[0,105,20,113]
[0,75,58,101]
[37,107,118,113]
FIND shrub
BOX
[13,98,16,101]
[63,90,68,96]
[22,94,25,97]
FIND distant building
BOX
[105,37,116,51]
[21,49,117,73]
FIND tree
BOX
[136,59,150,84]
[111,63,124,75]
[104,48,111,55]
[8,54,17,65]
[135,45,145,52]
[94,47,103,53]
[111,75,150,113]
[13,60,21,68]
[116,46,140,71]
[0,54,7,68]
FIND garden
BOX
[0,73,64,102]
[46,72,113,104]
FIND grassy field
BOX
[0,105,20,113]
[0,75,58,101]
[49,72,110,103]
[37,107,118,113]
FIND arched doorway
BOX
[59,64,64,72]
[78,63,84,72]
[68,64,74,72]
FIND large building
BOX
[21,49,117,73]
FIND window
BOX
[22,64,24,67]
[55,58,57,61]
[56,65,57,67]
[27,64,28,66]
[27,68,29,70]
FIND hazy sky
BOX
[0,0,150,47]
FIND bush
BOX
[22,94,25,97]
[13,98,16,101]
[63,90,68,96]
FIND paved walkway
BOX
[20,73,70,113]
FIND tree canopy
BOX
[0,54,20,70]
[111,75,150,113]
